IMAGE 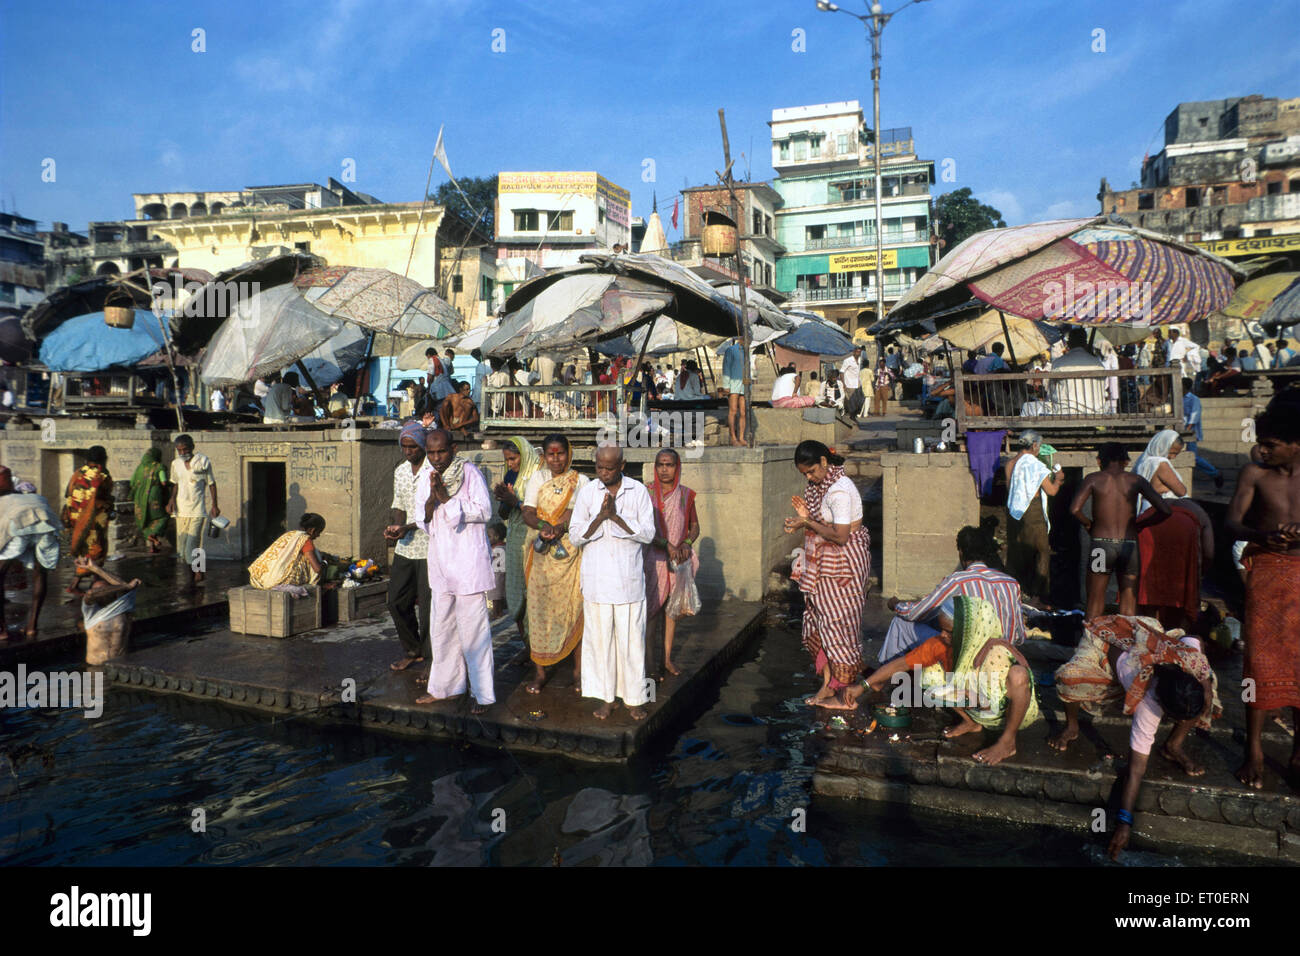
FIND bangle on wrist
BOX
[1116,808,1133,826]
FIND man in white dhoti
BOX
[412,429,496,714]
[569,445,657,721]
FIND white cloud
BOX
[981,189,1023,225]
[1037,198,1095,221]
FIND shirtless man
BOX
[441,381,480,435]
[1225,405,1300,789]
[1069,443,1171,620]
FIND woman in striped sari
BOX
[786,440,871,710]
[521,434,589,694]
[62,446,114,595]
[249,513,325,590]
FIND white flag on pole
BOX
[433,125,454,182]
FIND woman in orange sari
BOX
[62,445,114,595]
[645,448,700,677]
[521,434,589,694]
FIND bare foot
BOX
[1236,753,1266,790]
[943,718,981,740]
[803,686,834,706]
[1162,742,1204,776]
[628,705,647,721]
[593,701,614,720]
[1048,726,1079,752]
[973,738,1016,765]
[816,690,858,711]
[414,694,440,705]
[525,665,549,695]
[390,655,423,672]
[665,660,681,677]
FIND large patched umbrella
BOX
[876,216,1242,332]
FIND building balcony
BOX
[788,284,910,304]
[794,230,928,252]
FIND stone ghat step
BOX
[102,598,766,764]
[812,706,1300,862]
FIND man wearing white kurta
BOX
[412,429,496,714]
[569,445,657,721]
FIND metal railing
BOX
[480,382,627,430]
[950,366,1181,432]
[790,284,910,303]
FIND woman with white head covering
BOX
[1097,338,1120,414]
[1004,429,1065,607]
[1132,429,1187,516]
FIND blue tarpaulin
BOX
[775,321,855,356]
[39,311,167,371]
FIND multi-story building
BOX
[493,171,632,307]
[0,212,46,317]
[1099,95,1300,265]
[672,182,785,300]
[769,101,935,332]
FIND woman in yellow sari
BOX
[521,434,589,694]
[249,513,326,590]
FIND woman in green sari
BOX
[492,436,540,633]
[129,448,170,553]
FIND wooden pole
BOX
[717,108,753,446]
[121,270,184,432]
[997,310,1019,368]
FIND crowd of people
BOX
[376,423,704,720]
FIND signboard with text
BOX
[1191,234,1300,258]
[829,249,898,273]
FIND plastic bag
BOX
[665,559,701,619]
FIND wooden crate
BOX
[338,579,389,623]
[228,586,322,637]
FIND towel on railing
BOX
[965,429,1007,497]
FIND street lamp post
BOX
[816,0,929,328]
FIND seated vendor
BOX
[248,513,326,590]
[879,520,1025,663]
[1050,614,1219,861]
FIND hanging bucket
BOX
[104,292,135,329]
[702,209,737,256]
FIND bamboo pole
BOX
[717,108,753,446]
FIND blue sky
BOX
[2,0,1297,233]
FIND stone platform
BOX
[813,633,1300,862]
[101,598,766,763]
[1,555,243,667]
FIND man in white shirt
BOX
[568,444,657,721]
[165,434,218,587]
[253,377,270,400]
[1048,329,1106,414]
[817,368,846,410]
[209,388,227,412]
[1166,328,1201,379]
[262,373,294,423]
[839,346,864,418]
[534,352,557,387]
[411,429,496,714]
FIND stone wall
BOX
[0,423,798,601]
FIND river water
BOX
[0,623,1238,867]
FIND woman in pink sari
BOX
[645,448,700,677]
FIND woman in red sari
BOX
[644,448,700,677]
[62,445,114,595]
[786,440,871,709]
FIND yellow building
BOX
[131,181,485,294]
